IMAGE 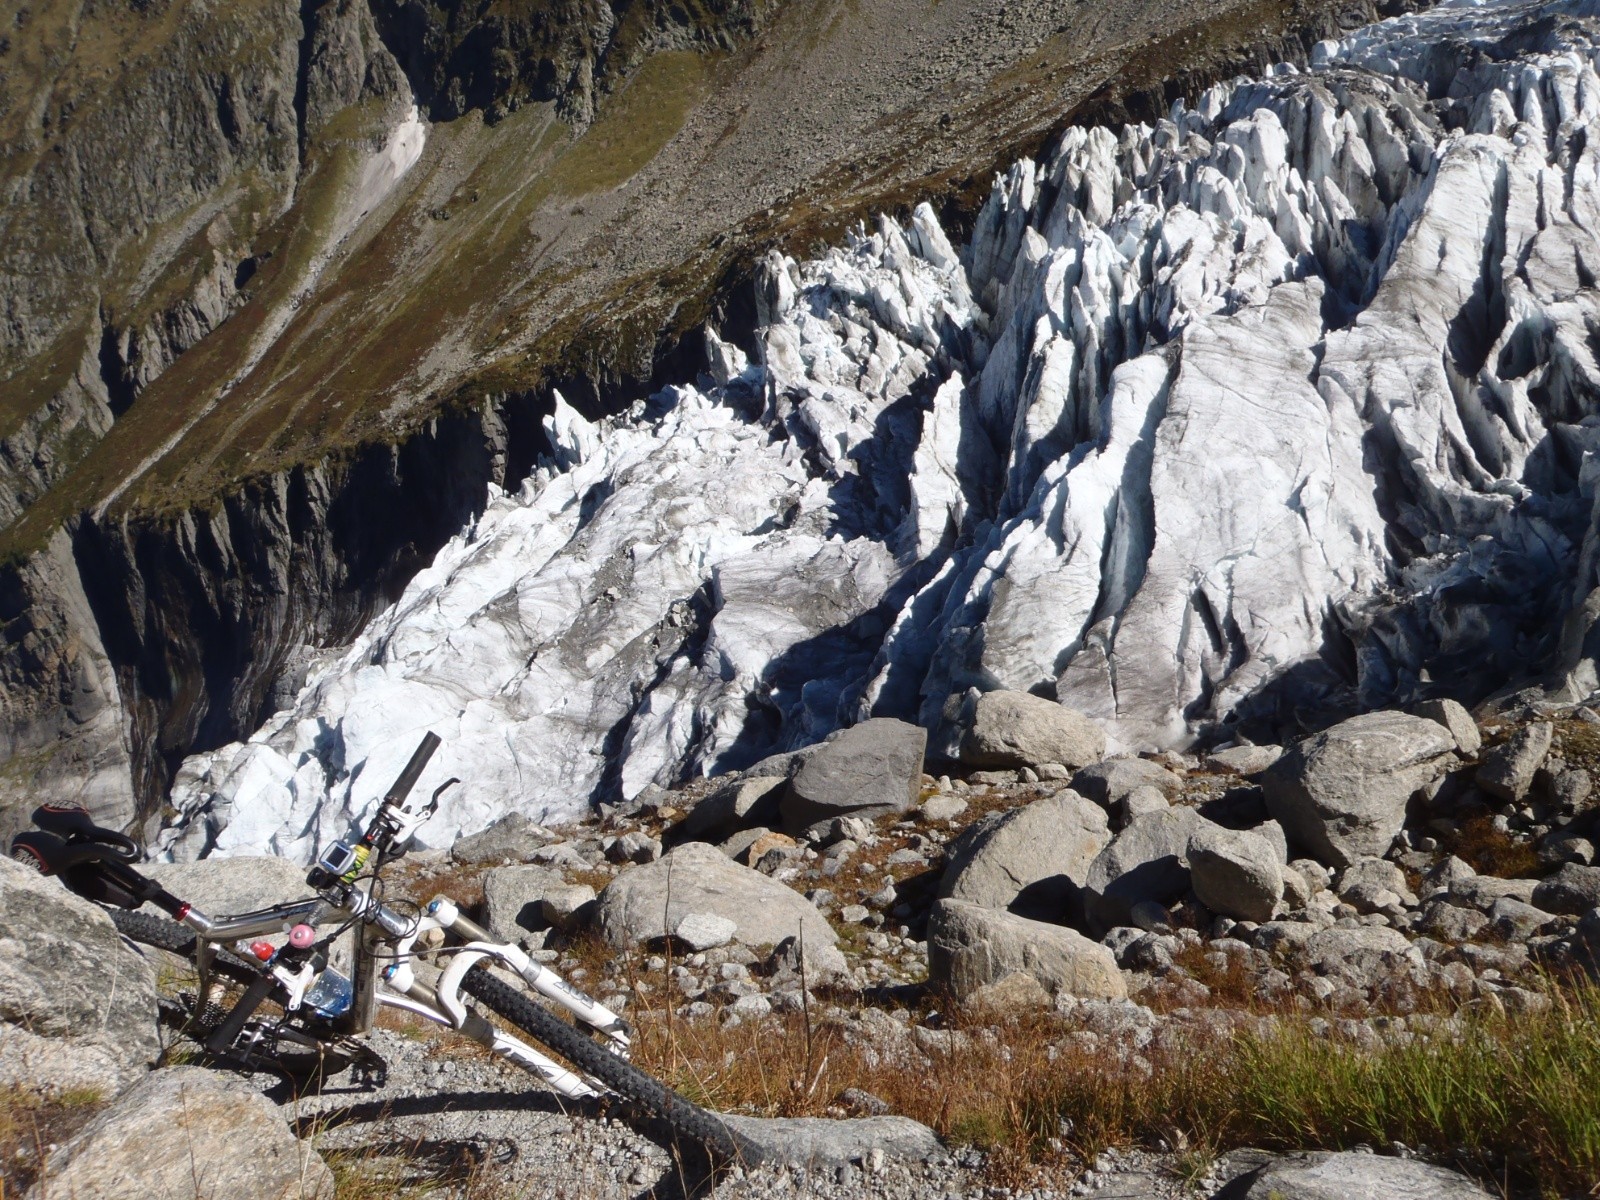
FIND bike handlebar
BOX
[383,732,441,808]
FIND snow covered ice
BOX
[166,0,1600,859]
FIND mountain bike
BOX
[9,732,755,1162]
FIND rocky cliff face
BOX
[157,0,1600,860]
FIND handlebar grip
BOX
[383,732,441,806]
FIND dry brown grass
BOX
[618,974,1600,1196]
[390,858,491,911]
[1444,814,1541,879]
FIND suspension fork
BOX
[421,896,630,1050]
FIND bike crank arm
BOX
[381,979,599,1101]
[424,897,630,1050]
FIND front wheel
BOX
[459,965,758,1163]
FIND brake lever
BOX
[426,778,461,819]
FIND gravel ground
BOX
[274,1026,1235,1198]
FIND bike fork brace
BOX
[378,896,631,1102]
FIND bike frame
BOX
[177,884,630,1101]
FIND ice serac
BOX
[165,1,1600,858]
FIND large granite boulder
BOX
[960,691,1105,770]
[1531,863,1600,915]
[143,855,311,918]
[1082,807,1209,935]
[1298,926,1423,985]
[484,864,593,939]
[449,812,550,864]
[1476,722,1553,802]
[0,858,159,1096]
[1263,711,1457,867]
[592,842,844,974]
[683,776,786,840]
[936,789,1110,921]
[927,899,1125,1001]
[780,719,926,834]
[29,1066,335,1200]
[1187,824,1283,921]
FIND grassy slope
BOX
[0,0,1366,555]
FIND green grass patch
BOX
[540,51,710,198]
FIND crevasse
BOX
[165,0,1600,860]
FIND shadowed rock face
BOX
[152,2,1600,860]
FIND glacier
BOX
[165,0,1600,859]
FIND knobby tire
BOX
[459,964,758,1164]
[109,909,261,986]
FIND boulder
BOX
[1532,863,1600,914]
[1445,874,1538,911]
[724,1113,943,1168]
[1299,926,1422,984]
[142,856,311,919]
[483,865,583,940]
[0,858,158,1096]
[961,691,1105,770]
[1187,825,1283,921]
[1279,864,1312,909]
[1220,1150,1491,1199]
[1205,744,1284,775]
[1119,785,1171,823]
[1069,758,1183,809]
[926,899,1125,1001]
[1476,722,1553,802]
[604,831,662,864]
[1263,711,1457,867]
[1083,807,1208,934]
[593,842,844,975]
[30,1066,335,1200]
[780,719,926,834]
[1538,828,1594,866]
[965,971,1053,1012]
[919,795,968,823]
[936,790,1110,921]
[1415,698,1482,756]
[1416,899,1489,942]
[1336,858,1417,907]
[1488,897,1558,940]
[683,776,786,839]
[673,912,737,952]
[719,826,774,862]
[450,812,549,864]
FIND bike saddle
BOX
[10,831,144,908]
[29,804,138,857]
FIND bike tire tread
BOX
[109,909,263,987]
[460,964,757,1163]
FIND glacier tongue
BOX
[166,0,1600,859]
